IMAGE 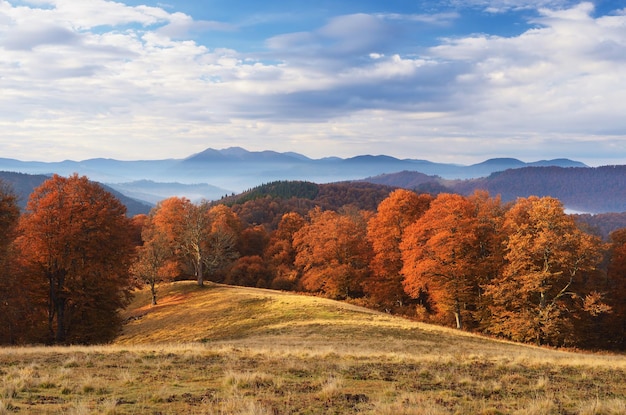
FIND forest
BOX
[1,174,626,350]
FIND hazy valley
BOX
[2,147,618,213]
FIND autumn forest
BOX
[2,174,626,351]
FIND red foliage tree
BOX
[0,181,39,344]
[130,214,176,305]
[226,255,272,288]
[401,193,502,329]
[16,174,135,344]
[365,189,432,311]
[150,198,240,286]
[293,207,372,299]
[604,228,626,348]
[264,212,306,290]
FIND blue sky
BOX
[0,0,625,165]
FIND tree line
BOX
[1,175,626,349]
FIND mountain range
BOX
[365,166,626,214]
[0,147,587,204]
[4,146,626,215]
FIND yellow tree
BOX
[484,196,606,346]
[365,190,432,311]
[16,174,135,344]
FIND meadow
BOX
[1,281,626,414]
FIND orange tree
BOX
[483,196,607,347]
[604,228,626,349]
[0,181,36,344]
[365,189,432,311]
[400,193,503,329]
[205,204,240,281]
[150,199,240,286]
[151,197,211,286]
[16,174,135,344]
[130,214,176,305]
[293,207,372,299]
[264,212,306,290]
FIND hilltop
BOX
[2,281,626,414]
[117,281,583,357]
[118,281,517,354]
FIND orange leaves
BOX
[147,198,240,286]
[0,180,19,248]
[0,180,32,344]
[484,196,606,346]
[400,193,502,329]
[293,208,372,299]
[365,190,432,309]
[16,174,135,343]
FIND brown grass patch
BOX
[1,281,625,414]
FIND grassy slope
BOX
[117,282,580,358]
[2,281,626,415]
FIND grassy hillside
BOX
[2,282,626,414]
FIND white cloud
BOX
[266,13,396,60]
[0,1,625,166]
[378,11,459,25]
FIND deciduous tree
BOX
[365,190,432,311]
[604,228,626,348]
[484,196,606,346]
[0,181,38,344]
[204,204,240,281]
[130,215,175,305]
[16,174,135,344]
[151,199,240,286]
[401,193,499,329]
[264,212,306,290]
[226,255,271,287]
[293,207,372,299]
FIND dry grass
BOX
[1,281,626,414]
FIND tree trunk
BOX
[454,299,463,330]
[150,280,157,305]
[55,297,66,343]
[197,257,204,286]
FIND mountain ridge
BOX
[0,147,603,215]
[0,147,587,187]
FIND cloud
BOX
[0,1,625,165]
[266,13,397,60]
[448,0,576,13]
[378,11,460,25]
[156,12,236,39]
[426,1,626,139]
[3,24,78,50]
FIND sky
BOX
[0,0,625,165]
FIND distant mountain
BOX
[107,180,231,205]
[361,170,435,189]
[0,171,151,216]
[184,147,304,163]
[459,158,586,178]
[0,147,589,204]
[363,166,626,214]
[451,166,626,214]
